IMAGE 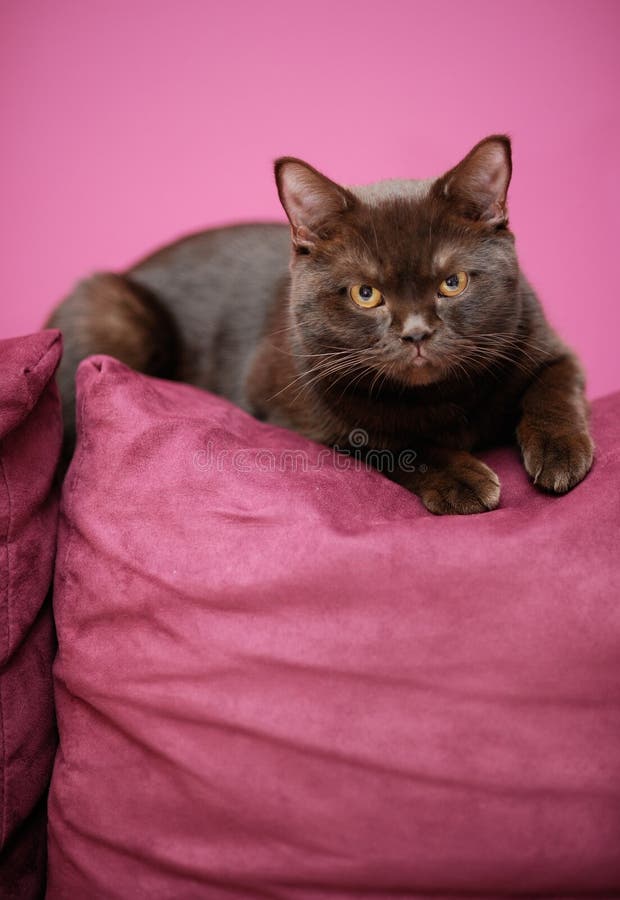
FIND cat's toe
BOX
[421,460,500,515]
[520,429,594,494]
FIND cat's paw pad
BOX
[520,428,594,493]
[420,458,500,516]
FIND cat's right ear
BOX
[275,158,355,252]
[434,135,512,227]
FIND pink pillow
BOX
[48,356,620,899]
[0,331,62,899]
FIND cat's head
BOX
[275,136,520,389]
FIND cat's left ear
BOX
[434,135,512,227]
[275,158,355,251]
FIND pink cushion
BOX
[0,331,62,899]
[48,356,620,899]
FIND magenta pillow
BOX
[0,331,62,899]
[48,356,620,899]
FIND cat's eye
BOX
[438,272,468,298]
[350,284,383,308]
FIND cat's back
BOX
[128,222,291,404]
[127,223,290,314]
[129,222,290,294]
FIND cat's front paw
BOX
[419,456,500,516]
[518,425,594,494]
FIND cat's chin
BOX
[384,352,443,387]
[395,361,444,387]
[407,368,443,386]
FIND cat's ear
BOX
[275,158,355,251]
[435,135,512,227]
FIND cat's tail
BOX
[46,272,179,470]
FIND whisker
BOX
[464,346,539,379]
[334,361,382,404]
[283,350,384,405]
[377,360,398,396]
[265,357,351,401]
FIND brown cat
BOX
[48,135,594,514]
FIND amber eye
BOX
[438,272,468,298]
[350,284,383,308]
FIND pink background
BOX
[2,0,619,398]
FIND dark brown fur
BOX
[47,136,593,513]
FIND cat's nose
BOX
[401,330,432,343]
[400,324,435,343]
[400,314,435,343]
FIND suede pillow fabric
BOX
[48,356,620,900]
[0,330,62,899]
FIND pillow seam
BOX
[60,368,93,579]
[0,450,12,849]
